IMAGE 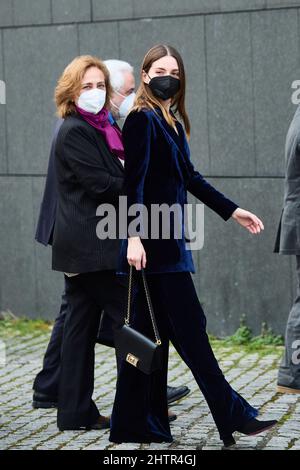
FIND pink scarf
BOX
[75,105,125,160]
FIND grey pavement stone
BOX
[0,333,298,450]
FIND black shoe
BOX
[237,418,278,436]
[59,415,111,431]
[168,410,177,422]
[277,384,300,394]
[32,391,57,409]
[222,435,236,448]
[167,385,190,405]
[89,415,111,430]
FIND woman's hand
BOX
[127,236,147,270]
[231,208,264,234]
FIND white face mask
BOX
[77,88,106,114]
[111,91,136,118]
[118,92,136,118]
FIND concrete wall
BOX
[0,0,299,336]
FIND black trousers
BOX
[57,271,127,430]
[278,255,300,388]
[33,288,68,397]
[110,271,258,443]
[33,282,116,397]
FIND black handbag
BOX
[114,265,163,374]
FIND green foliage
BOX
[0,311,52,338]
[223,324,253,345]
[210,315,284,354]
[0,312,284,356]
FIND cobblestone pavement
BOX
[0,333,299,451]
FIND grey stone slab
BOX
[220,0,266,12]
[119,15,210,173]
[3,25,78,174]
[0,0,14,27]
[78,21,119,59]
[13,0,51,26]
[0,177,36,317]
[132,0,220,17]
[92,0,134,21]
[52,0,91,24]
[266,1,300,7]
[32,177,64,320]
[206,13,255,176]
[252,9,300,176]
[0,31,7,173]
[193,177,292,336]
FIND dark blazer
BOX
[274,105,300,254]
[35,119,64,246]
[35,114,118,247]
[52,113,124,273]
[118,107,239,274]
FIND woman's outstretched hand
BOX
[231,208,264,234]
[127,236,147,270]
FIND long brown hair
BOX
[55,55,113,118]
[131,44,191,139]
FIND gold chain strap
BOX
[125,265,133,325]
[125,265,162,346]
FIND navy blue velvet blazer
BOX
[118,107,239,274]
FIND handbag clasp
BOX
[126,353,139,367]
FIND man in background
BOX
[274,104,300,394]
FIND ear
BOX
[141,70,149,84]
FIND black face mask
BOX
[147,74,180,100]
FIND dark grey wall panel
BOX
[206,13,255,176]
[119,16,209,173]
[78,21,119,58]
[52,0,91,24]
[13,0,51,26]
[1,1,300,29]
[0,176,63,319]
[196,177,292,336]
[92,0,134,21]
[0,177,36,316]
[0,31,7,173]
[0,1,14,27]
[4,24,78,174]
[266,0,300,6]
[220,0,265,11]
[252,9,299,176]
[132,0,220,17]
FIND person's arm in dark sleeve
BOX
[61,124,124,202]
[35,118,64,245]
[122,111,152,237]
[122,110,152,207]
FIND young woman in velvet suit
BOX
[109,44,278,447]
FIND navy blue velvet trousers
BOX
[109,271,258,443]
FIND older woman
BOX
[52,55,126,431]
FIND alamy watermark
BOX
[292,339,300,365]
[95,196,205,251]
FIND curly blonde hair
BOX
[54,55,113,118]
